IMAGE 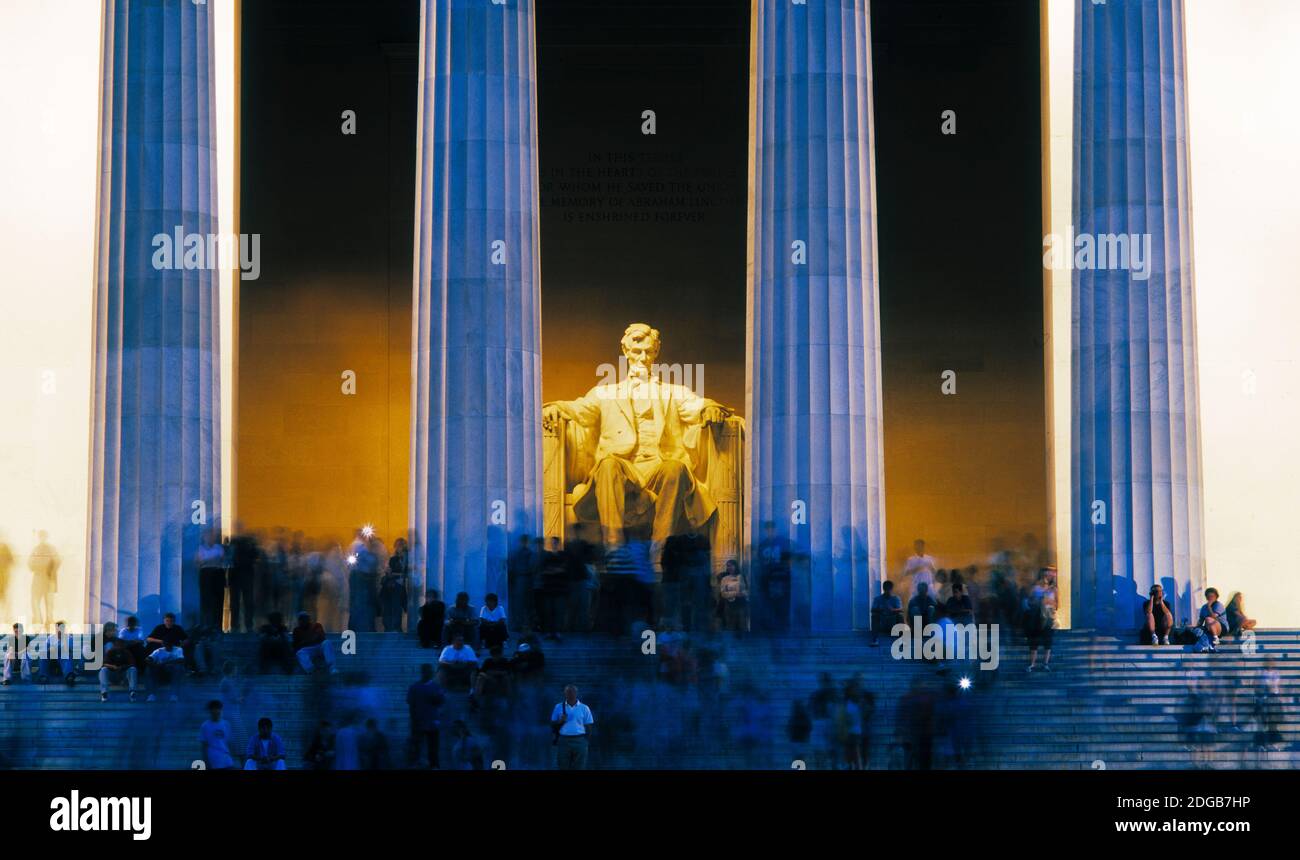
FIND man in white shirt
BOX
[903,539,938,600]
[437,634,478,690]
[479,593,509,650]
[550,684,595,770]
[199,700,236,769]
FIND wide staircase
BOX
[0,629,1296,769]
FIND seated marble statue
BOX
[542,323,733,559]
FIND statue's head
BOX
[620,323,661,379]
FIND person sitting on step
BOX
[98,623,139,703]
[478,593,509,651]
[1143,583,1174,645]
[443,592,479,649]
[1197,587,1227,651]
[1225,592,1256,638]
[870,580,904,646]
[437,633,478,691]
[292,611,337,674]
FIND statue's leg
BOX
[591,458,636,546]
[645,459,692,548]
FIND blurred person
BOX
[1182,671,1217,767]
[756,520,792,633]
[305,720,337,770]
[98,623,138,702]
[660,532,690,627]
[437,633,478,691]
[1198,587,1227,650]
[933,568,950,604]
[551,684,595,770]
[186,621,221,676]
[380,538,410,633]
[898,677,936,770]
[218,660,246,705]
[902,538,937,601]
[39,620,79,685]
[1,622,32,685]
[348,536,379,632]
[538,536,569,639]
[195,529,226,630]
[444,591,479,647]
[1025,569,1057,672]
[906,582,937,631]
[682,530,714,633]
[292,611,336,674]
[302,539,324,621]
[507,534,537,634]
[244,717,287,770]
[145,613,188,700]
[228,528,259,632]
[334,714,362,771]
[27,530,60,628]
[199,700,236,770]
[407,663,445,769]
[509,635,546,683]
[118,615,148,670]
[1143,583,1174,645]
[1226,592,1256,637]
[360,718,392,770]
[870,579,904,646]
[566,534,598,632]
[479,592,509,651]
[287,533,308,616]
[838,680,864,770]
[1254,658,1285,752]
[417,590,446,648]
[716,559,749,632]
[450,720,486,770]
[945,581,975,626]
[320,543,347,630]
[258,611,294,674]
[808,673,840,769]
[476,644,514,760]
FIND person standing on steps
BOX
[551,684,594,770]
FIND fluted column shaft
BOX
[410,0,543,606]
[748,0,886,630]
[1072,0,1205,627]
[88,0,222,626]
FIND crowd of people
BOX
[193,525,412,635]
[0,525,1290,770]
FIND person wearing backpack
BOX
[550,684,595,770]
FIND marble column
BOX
[748,0,886,630]
[409,0,543,606]
[88,0,222,626]
[1072,0,1206,628]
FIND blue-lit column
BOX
[88,0,222,627]
[1072,0,1206,628]
[748,0,886,630]
[409,0,543,606]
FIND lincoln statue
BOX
[541,323,734,558]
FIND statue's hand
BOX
[701,404,729,425]
[541,403,562,432]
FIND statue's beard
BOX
[626,357,650,380]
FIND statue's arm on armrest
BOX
[542,392,600,432]
[677,391,733,426]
